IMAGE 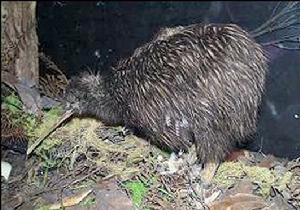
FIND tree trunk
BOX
[1,1,39,87]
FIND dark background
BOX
[36,1,300,159]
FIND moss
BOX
[34,206,50,210]
[2,93,63,147]
[2,93,23,113]
[28,106,62,137]
[213,161,294,197]
[277,171,293,191]
[213,161,246,187]
[2,94,35,128]
[80,196,96,207]
[123,180,148,207]
[29,107,64,167]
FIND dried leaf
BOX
[94,179,136,210]
[48,189,93,210]
[230,200,267,210]
[258,155,276,169]
[227,180,255,195]
[204,190,222,204]
[209,193,267,210]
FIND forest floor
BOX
[1,93,299,210]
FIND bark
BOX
[1,1,39,87]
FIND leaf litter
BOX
[1,93,300,210]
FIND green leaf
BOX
[123,180,147,207]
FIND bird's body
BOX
[66,23,268,165]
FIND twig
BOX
[66,167,103,188]
[251,2,300,38]
[260,34,300,46]
[271,44,300,50]
[269,2,282,20]
[26,109,74,155]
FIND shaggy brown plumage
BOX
[65,23,268,164]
